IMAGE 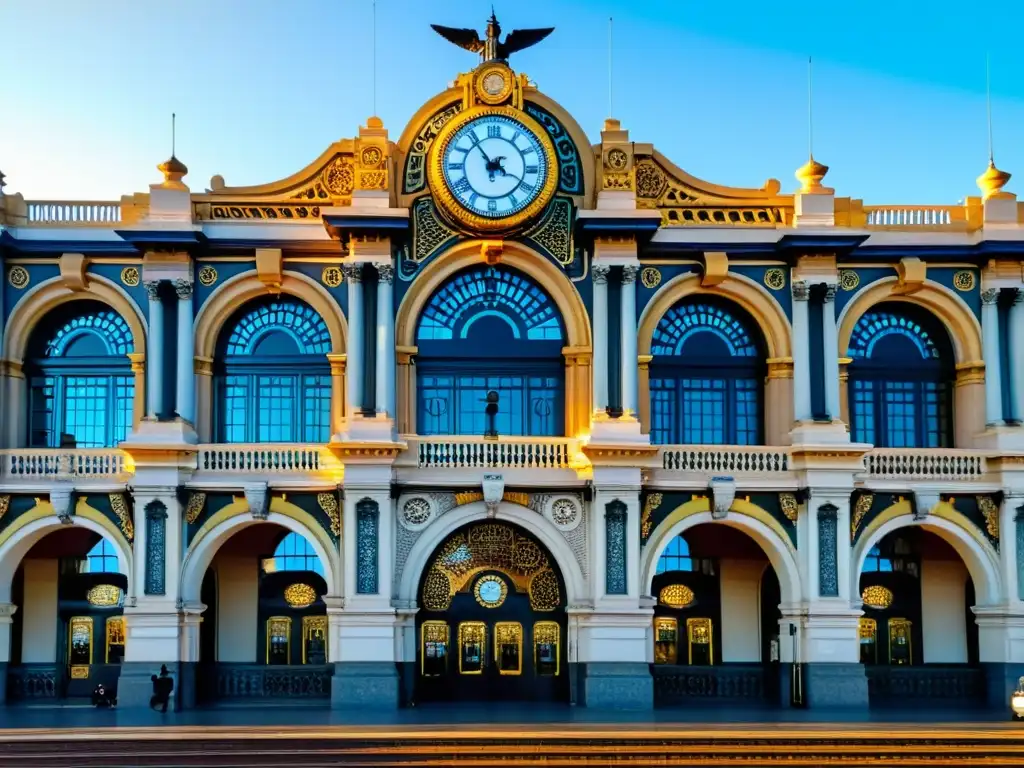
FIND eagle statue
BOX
[431,11,554,64]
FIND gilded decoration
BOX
[405,102,463,194]
[184,492,206,525]
[7,266,29,289]
[640,267,662,289]
[197,265,218,286]
[659,583,695,609]
[779,493,799,522]
[411,197,457,264]
[321,266,343,288]
[284,583,317,609]
[120,266,140,287]
[763,268,786,291]
[475,63,514,105]
[606,148,629,171]
[317,492,341,538]
[640,493,663,540]
[421,522,561,612]
[524,103,583,195]
[0,495,11,523]
[474,574,509,607]
[524,197,573,265]
[852,493,873,539]
[109,493,134,543]
[839,269,860,291]
[862,585,894,610]
[953,270,976,292]
[70,666,89,680]
[978,495,1000,541]
[86,584,123,607]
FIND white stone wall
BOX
[20,559,57,664]
[719,559,765,663]
[921,558,968,664]
[214,556,258,663]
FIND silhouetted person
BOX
[92,683,113,708]
[150,664,173,713]
[484,390,499,438]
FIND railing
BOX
[201,664,332,700]
[198,444,332,473]
[5,664,59,700]
[661,445,791,474]
[863,449,987,481]
[865,664,985,703]
[652,664,772,705]
[862,204,971,231]
[26,200,122,225]
[413,436,576,469]
[0,448,129,480]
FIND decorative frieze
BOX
[355,498,380,595]
[817,503,839,598]
[144,500,167,596]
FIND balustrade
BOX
[865,664,984,703]
[863,449,987,481]
[411,436,576,469]
[25,200,122,225]
[202,664,332,700]
[0,448,128,480]
[652,664,770,705]
[660,445,791,474]
[197,444,332,474]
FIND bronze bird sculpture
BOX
[431,11,553,64]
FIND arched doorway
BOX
[7,532,126,703]
[650,525,782,706]
[857,528,983,706]
[195,525,330,704]
[415,521,568,703]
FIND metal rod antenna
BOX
[172,113,176,156]
[608,17,613,118]
[807,57,813,159]
[372,0,378,116]
[986,53,994,165]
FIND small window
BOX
[421,621,450,677]
[105,616,125,664]
[458,621,486,675]
[653,617,679,665]
[888,617,912,665]
[302,616,327,665]
[859,618,877,665]
[686,617,713,665]
[533,621,560,677]
[68,616,93,673]
[266,617,291,665]
[84,539,119,574]
[494,622,522,676]
[263,533,324,576]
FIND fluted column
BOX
[822,283,841,421]
[592,265,610,415]
[144,281,163,419]
[343,264,363,418]
[173,278,194,424]
[982,287,1003,426]
[620,265,639,417]
[791,280,812,423]
[375,264,395,418]
[1010,290,1024,423]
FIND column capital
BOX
[143,280,161,299]
[823,283,838,303]
[1011,287,1024,305]
[376,264,394,284]
[593,264,611,284]
[341,263,362,284]
[621,265,639,284]
[792,280,810,301]
[172,278,193,299]
[982,287,1001,305]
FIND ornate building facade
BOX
[2,28,1024,713]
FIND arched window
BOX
[263,532,324,576]
[863,545,893,573]
[656,536,694,574]
[847,305,954,448]
[214,297,332,443]
[26,302,135,448]
[649,299,765,445]
[416,266,565,436]
[84,539,119,573]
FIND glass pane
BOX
[859,618,877,665]
[686,618,713,665]
[458,622,486,675]
[494,622,522,676]
[267,617,291,665]
[302,616,327,664]
[654,617,678,665]
[257,376,297,442]
[69,617,92,666]
[888,618,912,666]
[105,617,125,664]
[421,621,450,677]
[533,622,560,677]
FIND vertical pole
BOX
[144,282,164,419]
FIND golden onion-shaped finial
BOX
[795,155,829,193]
[977,159,1012,200]
[157,154,188,187]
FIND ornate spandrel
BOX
[604,500,628,595]
[404,103,463,194]
[144,500,168,596]
[817,503,839,598]
[523,197,574,266]
[523,104,582,196]
[355,498,380,595]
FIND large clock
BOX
[429,106,558,233]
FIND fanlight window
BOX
[649,300,764,446]
[656,535,715,575]
[847,306,953,448]
[263,533,324,577]
[416,266,565,437]
[27,303,135,448]
[215,298,332,443]
[84,539,120,574]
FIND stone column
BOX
[1009,290,1024,422]
[343,265,364,419]
[592,265,610,415]
[0,603,16,705]
[327,353,347,435]
[982,287,1004,426]
[1,361,26,448]
[822,283,841,421]
[791,280,812,423]
[144,281,164,419]
[375,265,395,419]
[620,265,639,418]
[173,278,194,424]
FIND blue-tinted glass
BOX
[85,539,119,573]
[656,535,693,574]
[269,532,324,576]
[418,372,561,436]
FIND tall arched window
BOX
[416,265,565,436]
[847,305,954,448]
[263,532,324,576]
[214,297,332,443]
[648,299,766,445]
[26,302,135,448]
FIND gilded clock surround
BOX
[428,104,559,234]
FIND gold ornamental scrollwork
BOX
[779,493,799,523]
[861,585,894,610]
[321,266,343,288]
[839,269,860,291]
[0,495,10,523]
[284,583,317,609]
[317,492,341,538]
[978,495,999,540]
[322,156,355,196]
[640,267,662,289]
[763,268,786,291]
[198,265,218,287]
[87,584,123,607]
[7,266,29,290]
[109,493,134,543]
[953,270,976,292]
[641,493,663,539]
[184,492,206,525]
[659,584,695,608]
[120,267,141,287]
[852,493,873,539]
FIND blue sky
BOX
[1,0,1021,204]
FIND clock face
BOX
[441,114,551,221]
[473,574,508,607]
[478,579,503,604]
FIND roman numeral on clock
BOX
[452,178,471,194]
[520,183,535,194]
[487,125,501,138]
[525,165,538,175]
[448,162,464,171]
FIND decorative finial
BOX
[430,13,553,63]
[157,112,188,187]
[795,57,830,193]
[976,54,1012,200]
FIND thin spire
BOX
[986,53,994,165]
[372,0,377,116]
[172,112,177,157]
[607,17,614,118]
[807,56,814,159]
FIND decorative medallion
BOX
[659,583,695,609]
[7,266,29,289]
[475,63,513,104]
[360,146,383,168]
[86,584,123,607]
[321,265,343,288]
[403,497,431,526]
[606,148,629,171]
[197,265,218,287]
[284,583,317,609]
[640,266,662,289]
[861,585,894,610]
[779,493,799,522]
[474,574,508,608]
[317,492,341,538]
[763,268,786,291]
[120,266,140,287]
[953,270,976,292]
[839,269,860,291]
[551,498,577,527]
[322,156,355,196]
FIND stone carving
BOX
[709,477,736,521]
[483,473,504,518]
[779,493,799,523]
[317,492,341,539]
[791,280,809,302]
[913,492,938,521]
[402,497,431,527]
[817,503,839,597]
[605,500,628,595]
[173,278,193,299]
[50,487,74,524]
[551,498,576,526]
[184,492,207,525]
[144,500,167,596]
[355,498,379,594]
[592,263,610,285]
[244,483,269,521]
